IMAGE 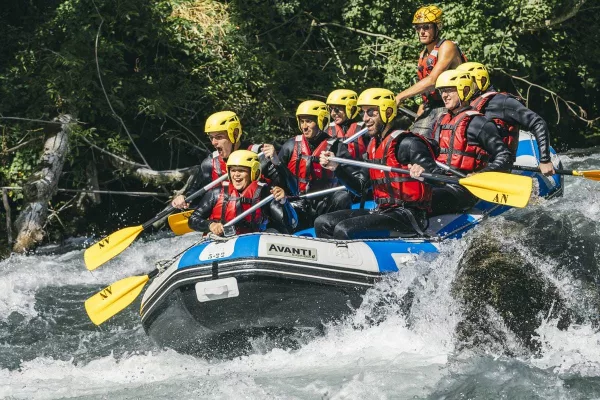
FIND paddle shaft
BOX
[223,193,275,229]
[398,106,417,119]
[436,161,467,178]
[342,127,368,144]
[287,186,346,201]
[512,165,572,176]
[328,156,461,185]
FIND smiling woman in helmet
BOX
[187,150,297,236]
[316,88,444,240]
[428,69,512,215]
[395,5,468,138]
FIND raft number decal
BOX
[267,243,317,260]
[492,193,509,204]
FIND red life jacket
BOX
[287,134,337,194]
[366,130,433,210]
[327,122,367,160]
[417,38,468,105]
[209,180,267,234]
[210,150,227,181]
[432,109,489,172]
[470,91,524,155]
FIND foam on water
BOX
[1,152,600,399]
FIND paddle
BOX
[512,165,600,181]
[85,191,278,325]
[328,156,533,208]
[83,173,228,271]
[84,148,275,270]
[169,186,347,236]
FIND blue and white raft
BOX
[140,132,563,352]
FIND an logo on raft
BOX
[266,243,317,260]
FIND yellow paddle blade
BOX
[578,170,600,181]
[168,211,194,236]
[458,172,533,208]
[84,275,150,325]
[84,225,143,271]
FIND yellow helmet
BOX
[457,62,490,92]
[435,70,474,102]
[296,100,330,131]
[226,150,261,181]
[326,89,359,119]
[413,5,442,28]
[205,111,242,144]
[356,88,397,124]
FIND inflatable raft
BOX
[140,132,563,352]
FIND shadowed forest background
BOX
[0,0,598,253]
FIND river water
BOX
[1,150,600,399]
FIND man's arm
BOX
[331,140,370,196]
[490,95,552,163]
[399,135,445,174]
[395,41,461,104]
[185,155,214,197]
[264,186,298,234]
[468,116,513,172]
[187,188,220,232]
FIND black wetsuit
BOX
[184,142,295,206]
[315,129,444,240]
[275,131,358,230]
[431,108,513,216]
[187,182,298,234]
[476,89,551,162]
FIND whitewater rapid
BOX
[1,151,600,399]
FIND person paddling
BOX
[171,111,290,209]
[316,88,443,239]
[272,100,356,230]
[187,150,297,236]
[430,70,512,215]
[395,5,468,138]
[456,62,555,176]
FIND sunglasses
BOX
[208,133,228,141]
[414,24,433,31]
[437,87,457,95]
[330,106,344,113]
[360,108,378,117]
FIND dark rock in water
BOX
[452,229,573,356]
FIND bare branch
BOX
[94,18,151,169]
[497,69,599,126]
[313,21,405,44]
[320,30,346,75]
[79,136,198,186]
[528,0,588,31]
[2,137,44,154]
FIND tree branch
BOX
[528,0,587,31]
[2,137,44,154]
[497,69,599,126]
[94,18,151,169]
[79,136,198,186]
